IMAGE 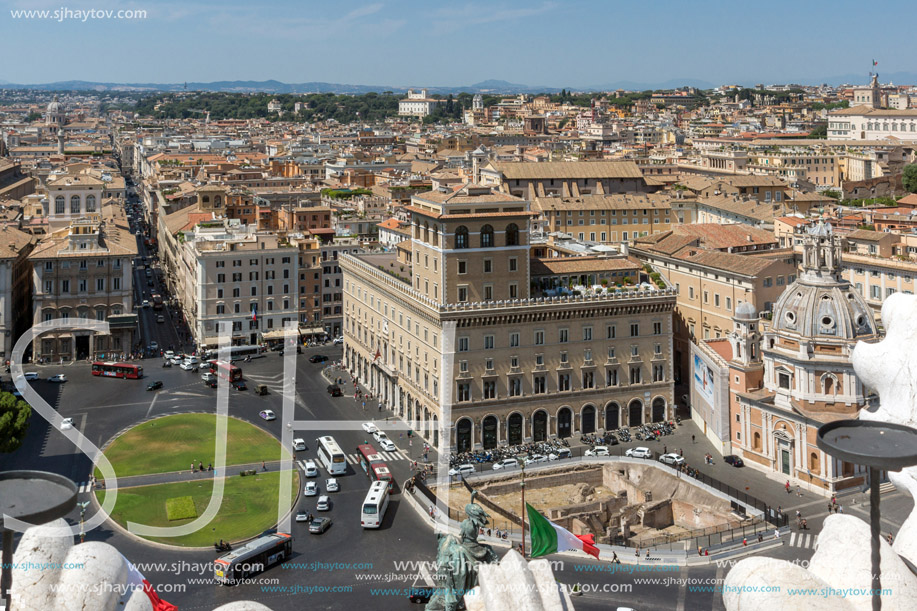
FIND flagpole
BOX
[518,457,526,557]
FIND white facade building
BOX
[398,89,442,118]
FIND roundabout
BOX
[93,413,299,547]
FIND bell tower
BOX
[729,302,761,367]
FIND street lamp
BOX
[0,471,78,610]
[516,456,526,557]
[817,420,917,611]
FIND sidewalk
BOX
[97,460,286,489]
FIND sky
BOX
[0,0,913,88]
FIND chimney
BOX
[746,234,752,242]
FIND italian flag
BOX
[526,503,600,559]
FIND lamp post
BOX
[0,471,78,610]
[516,456,526,557]
[817,420,917,611]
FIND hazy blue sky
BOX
[0,0,911,87]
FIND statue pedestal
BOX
[464,550,574,611]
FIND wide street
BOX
[2,340,913,610]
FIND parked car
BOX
[492,458,519,470]
[309,516,332,534]
[548,448,572,460]
[309,355,329,363]
[231,380,247,391]
[378,438,396,452]
[48,374,67,383]
[325,478,339,492]
[362,422,379,434]
[524,454,548,465]
[304,460,318,477]
[292,438,306,451]
[146,380,163,391]
[625,447,653,459]
[258,410,276,421]
[60,418,73,430]
[448,464,476,477]
[326,384,342,397]
[658,453,685,466]
[585,446,609,457]
[724,455,745,467]
[304,481,318,497]
[316,495,330,511]
[23,372,39,381]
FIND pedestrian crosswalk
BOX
[346,450,407,464]
[77,481,93,494]
[788,532,818,549]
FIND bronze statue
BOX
[426,491,499,611]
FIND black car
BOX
[408,587,434,604]
[232,380,247,391]
[326,384,342,397]
[309,355,329,363]
[146,380,163,391]
[724,455,744,467]
[203,379,218,388]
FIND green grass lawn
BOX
[97,470,300,547]
[95,413,290,478]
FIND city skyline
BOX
[0,0,914,88]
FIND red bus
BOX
[356,444,392,489]
[207,360,242,382]
[91,362,144,379]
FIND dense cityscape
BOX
[2,4,917,611]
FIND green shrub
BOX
[165,496,197,521]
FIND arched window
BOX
[85,194,96,212]
[55,196,65,215]
[70,195,81,214]
[480,224,494,248]
[455,226,469,249]
[753,431,761,450]
[505,223,519,246]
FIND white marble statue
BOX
[9,518,272,611]
[464,550,575,611]
[723,293,917,610]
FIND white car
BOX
[304,460,318,477]
[48,374,67,383]
[378,438,396,452]
[316,495,330,511]
[372,430,389,444]
[179,361,197,371]
[141,300,151,308]
[492,458,519,470]
[658,453,685,466]
[185,356,199,365]
[149,341,159,350]
[548,448,572,460]
[164,350,175,360]
[258,410,276,421]
[325,478,339,492]
[304,481,318,496]
[524,454,548,465]
[201,372,216,382]
[23,372,39,381]
[292,438,306,451]
[60,418,73,430]
[333,337,344,345]
[449,464,476,477]
[361,422,378,434]
[585,445,610,457]
[170,356,183,365]
[626,447,653,459]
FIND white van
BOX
[448,464,476,477]
[292,438,306,451]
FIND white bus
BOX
[361,480,390,529]
[204,345,265,361]
[316,435,347,475]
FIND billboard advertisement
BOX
[693,353,715,406]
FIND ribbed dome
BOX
[46,97,61,113]
[771,283,875,339]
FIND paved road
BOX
[2,345,912,610]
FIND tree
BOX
[0,391,31,453]
[903,164,917,193]
[809,125,828,139]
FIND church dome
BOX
[46,96,62,114]
[734,301,758,320]
[770,221,876,340]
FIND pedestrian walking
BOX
[888,533,895,545]
[796,485,801,497]
[743,538,747,547]
[199,461,204,472]
[838,506,843,514]
[774,529,780,539]
[663,445,667,454]
[785,480,791,494]
[645,549,650,558]
[635,547,640,557]
[262,460,266,471]
[362,401,366,410]
[191,462,195,473]
[692,434,695,444]
[801,519,808,530]
[612,551,620,564]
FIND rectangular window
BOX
[509,257,518,272]
[484,335,494,350]
[653,364,664,382]
[457,383,470,402]
[607,325,616,339]
[534,330,544,345]
[483,259,492,273]
[583,326,593,341]
[714,294,720,307]
[630,366,642,384]
[458,337,469,352]
[607,368,618,386]
[630,323,639,337]
[582,371,594,389]
[484,285,493,301]
[509,332,520,348]
[533,375,546,394]
[458,287,468,302]
[689,287,694,299]
[653,322,662,335]
[458,261,466,274]
[559,329,568,343]
[726,297,732,311]
[509,378,522,397]
[483,381,496,399]
[560,351,568,364]
[558,373,571,391]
